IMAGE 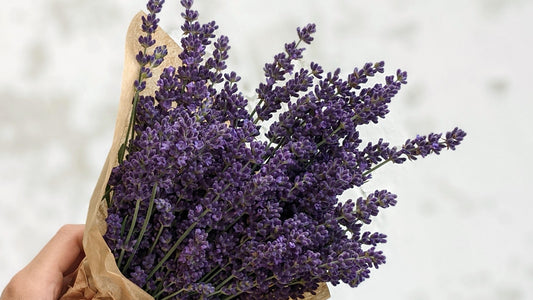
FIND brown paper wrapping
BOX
[61,11,329,300]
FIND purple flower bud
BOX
[297,23,317,44]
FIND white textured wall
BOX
[1,0,532,299]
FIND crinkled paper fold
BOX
[60,11,329,300]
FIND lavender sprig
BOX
[119,0,168,164]
[251,23,316,124]
[103,1,467,299]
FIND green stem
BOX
[152,280,167,299]
[122,183,158,273]
[260,136,285,167]
[148,194,183,257]
[103,185,113,207]
[250,99,264,124]
[200,262,229,284]
[214,274,235,293]
[362,158,392,177]
[148,225,165,255]
[199,236,253,288]
[119,92,140,164]
[159,288,184,300]
[117,197,142,268]
[316,122,344,148]
[219,275,277,300]
[120,215,129,237]
[118,41,151,163]
[146,209,211,281]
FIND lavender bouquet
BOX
[62,1,465,299]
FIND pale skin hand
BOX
[1,224,85,300]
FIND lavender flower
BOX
[103,1,466,299]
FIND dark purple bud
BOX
[297,23,317,44]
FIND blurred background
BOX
[1,0,532,299]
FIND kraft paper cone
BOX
[61,11,329,300]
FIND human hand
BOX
[1,224,85,300]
